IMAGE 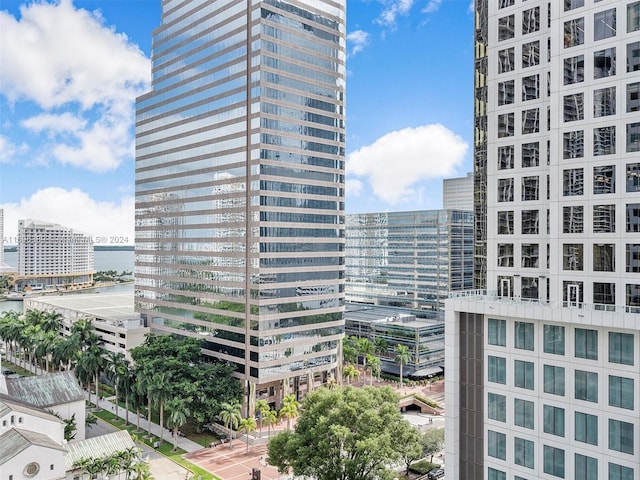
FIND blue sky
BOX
[0,0,474,244]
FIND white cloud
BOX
[347,30,370,55]
[468,1,474,14]
[1,187,134,245]
[375,0,415,27]
[0,135,29,163]
[347,124,468,205]
[422,0,443,14]
[346,178,364,198]
[0,0,150,172]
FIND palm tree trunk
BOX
[114,385,120,419]
[147,397,152,437]
[159,404,164,442]
[95,373,100,406]
[125,396,130,426]
[400,363,404,388]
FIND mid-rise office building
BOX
[345,210,474,314]
[443,172,474,211]
[16,220,94,291]
[446,2,640,479]
[134,0,346,409]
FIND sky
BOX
[0,0,474,245]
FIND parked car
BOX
[427,468,445,479]
[2,369,16,376]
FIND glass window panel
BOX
[565,0,584,11]
[627,41,640,72]
[563,206,584,233]
[498,211,514,235]
[594,47,616,78]
[488,430,507,460]
[522,108,539,134]
[522,7,540,35]
[488,355,507,384]
[522,41,540,68]
[628,284,640,312]
[514,359,534,390]
[575,411,598,445]
[543,405,565,437]
[593,244,615,272]
[609,419,634,454]
[575,453,598,480]
[563,168,584,196]
[521,277,538,300]
[522,142,539,167]
[499,48,515,73]
[575,328,598,360]
[498,112,514,137]
[626,244,640,273]
[608,463,634,480]
[521,243,539,268]
[499,15,515,40]
[629,2,640,32]
[498,178,514,202]
[627,122,640,152]
[563,130,584,159]
[488,318,506,346]
[514,398,534,429]
[488,392,507,422]
[544,325,565,355]
[564,93,584,122]
[594,87,616,117]
[497,243,514,267]
[594,282,616,306]
[627,82,640,112]
[488,468,506,480]
[543,445,565,477]
[564,55,584,84]
[498,145,514,169]
[521,210,539,234]
[609,375,634,409]
[564,17,585,48]
[498,80,514,105]
[515,322,534,350]
[593,204,615,233]
[594,9,617,41]
[514,437,534,469]
[522,177,539,201]
[594,126,616,156]
[522,74,539,100]
[563,243,583,270]
[593,165,616,194]
[575,370,598,402]
[544,365,566,395]
[627,203,640,232]
[609,332,634,365]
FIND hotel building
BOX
[446,1,640,479]
[134,0,346,408]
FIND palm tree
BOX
[42,310,63,333]
[342,364,360,385]
[239,416,258,453]
[342,336,357,365]
[148,372,172,443]
[255,398,269,437]
[374,337,388,356]
[395,344,411,388]
[217,401,242,448]
[369,355,382,384]
[166,397,191,452]
[53,334,81,371]
[279,394,299,431]
[105,352,128,421]
[357,338,374,383]
[264,408,278,437]
[77,341,105,405]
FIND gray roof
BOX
[6,371,83,408]
[0,428,66,465]
[0,392,64,424]
[25,293,137,324]
[65,430,136,470]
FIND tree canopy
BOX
[267,386,422,480]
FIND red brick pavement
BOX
[185,443,282,480]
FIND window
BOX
[629,2,640,32]
[609,332,634,365]
[498,211,514,234]
[627,41,640,72]
[498,145,514,170]
[593,165,615,194]
[594,126,616,155]
[488,392,506,421]
[544,445,565,478]
[498,178,514,202]
[521,277,539,300]
[609,419,634,454]
[488,355,506,384]
[544,325,565,355]
[544,365,565,396]
[488,318,506,346]
[564,93,584,121]
[565,17,584,47]
[627,122,640,152]
[488,430,506,460]
[497,243,513,267]
[594,47,616,78]
[563,244,583,271]
[594,9,617,41]
[544,405,565,437]
[564,55,584,84]
[563,130,584,158]
[575,454,598,480]
[575,328,598,360]
[515,322,534,350]
[594,282,616,307]
[522,7,540,35]
[499,0,514,8]
[575,370,598,402]
[499,48,515,73]
[594,87,616,117]
[488,468,506,480]
[627,163,640,192]
[522,210,539,234]
[563,206,583,233]
[626,284,640,312]
[609,463,634,480]
[564,282,583,304]
[564,0,584,11]
[627,203,640,232]
[609,376,634,409]
[627,82,640,112]
[521,177,539,201]
[563,168,584,196]
[514,359,534,390]
[522,108,539,134]
[626,244,640,273]
[514,437,534,469]
[522,41,540,68]
[593,244,615,272]
[499,15,515,40]
[522,142,539,167]
[498,80,514,105]
[498,112,514,137]
[575,411,598,445]
[514,398,534,429]
[522,74,539,100]
[593,204,615,233]
[521,243,539,268]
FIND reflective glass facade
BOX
[135,0,346,399]
[345,210,474,314]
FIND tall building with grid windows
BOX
[446,1,640,479]
[134,0,346,410]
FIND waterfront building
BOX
[24,293,148,362]
[446,2,640,479]
[345,210,474,314]
[16,220,94,291]
[134,0,346,409]
[443,172,474,211]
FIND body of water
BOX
[3,249,134,273]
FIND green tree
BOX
[218,401,242,448]
[255,398,270,437]
[166,396,191,452]
[239,416,258,453]
[342,364,360,385]
[264,408,278,438]
[105,352,128,421]
[357,338,374,383]
[394,344,411,388]
[342,336,357,365]
[268,386,411,480]
[422,427,445,462]
[395,420,423,474]
[148,372,172,443]
[368,355,381,385]
[278,394,299,431]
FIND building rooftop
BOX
[5,371,84,408]
[0,392,64,425]
[65,430,136,470]
[345,303,441,327]
[26,292,138,325]
[0,428,66,466]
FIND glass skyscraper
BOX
[134,0,346,408]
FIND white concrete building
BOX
[17,219,94,291]
[443,172,474,211]
[446,2,640,479]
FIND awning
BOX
[410,366,443,378]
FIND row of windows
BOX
[498,7,540,41]
[498,41,540,73]
[488,455,633,480]
[498,142,544,169]
[498,74,541,105]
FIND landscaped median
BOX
[94,409,221,480]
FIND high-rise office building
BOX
[443,173,474,211]
[447,2,640,479]
[135,0,346,408]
